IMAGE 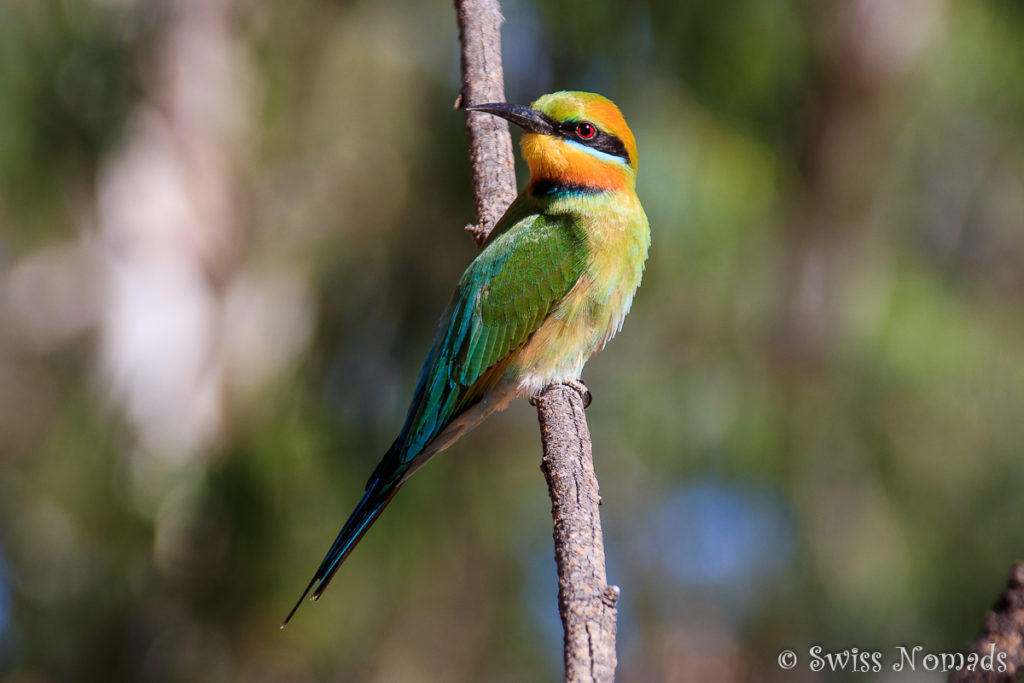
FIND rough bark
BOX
[454,0,518,246]
[454,2,619,680]
[950,563,1024,683]
[534,385,620,683]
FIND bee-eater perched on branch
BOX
[283,91,650,626]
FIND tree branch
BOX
[453,1,619,680]
[950,563,1024,683]
[454,0,518,246]
[534,385,620,682]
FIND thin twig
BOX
[453,1,619,680]
[950,563,1024,683]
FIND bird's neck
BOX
[528,178,611,197]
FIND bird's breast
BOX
[510,191,650,397]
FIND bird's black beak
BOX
[465,102,557,136]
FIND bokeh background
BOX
[2,0,1024,680]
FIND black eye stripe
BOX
[536,113,632,165]
[584,130,631,164]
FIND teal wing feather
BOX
[393,203,587,467]
[284,203,588,618]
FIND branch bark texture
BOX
[535,385,620,682]
[454,0,518,246]
[454,2,619,680]
[951,563,1024,683]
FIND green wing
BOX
[373,202,587,483]
[286,205,586,613]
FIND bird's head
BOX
[467,91,637,193]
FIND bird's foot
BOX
[563,378,592,409]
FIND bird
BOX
[282,91,650,626]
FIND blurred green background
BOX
[2,0,1023,681]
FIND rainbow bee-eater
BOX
[283,91,649,625]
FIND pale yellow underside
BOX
[511,190,650,397]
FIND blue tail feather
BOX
[281,474,401,627]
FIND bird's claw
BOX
[564,379,592,409]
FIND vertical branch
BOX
[535,386,620,683]
[454,0,518,246]
[453,2,620,680]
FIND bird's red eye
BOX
[575,123,596,140]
